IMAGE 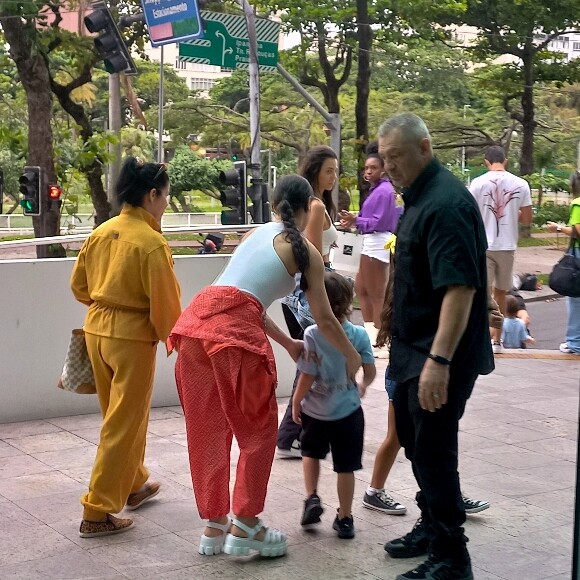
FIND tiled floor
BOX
[0,358,578,579]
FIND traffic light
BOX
[84,2,137,74]
[19,166,42,216]
[219,161,247,225]
[48,184,63,210]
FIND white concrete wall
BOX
[0,255,295,424]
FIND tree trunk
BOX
[51,68,112,226]
[355,0,372,207]
[519,52,536,175]
[1,16,65,258]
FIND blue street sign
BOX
[141,0,203,47]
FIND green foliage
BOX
[168,146,233,199]
[533,202,571,226]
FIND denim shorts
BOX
[385,365,397,400]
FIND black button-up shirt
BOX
[390,159,494,383]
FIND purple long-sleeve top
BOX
[355,178,397,234]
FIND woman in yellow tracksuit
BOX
[71,157,181,538]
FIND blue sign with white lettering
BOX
[141,0,203,47]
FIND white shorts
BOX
[361,232,391,263]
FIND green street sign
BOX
[179,11,279,72]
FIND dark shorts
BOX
[300,406,364,473]
[385,365,397,400]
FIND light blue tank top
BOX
[213,222,296,309]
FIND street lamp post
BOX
[461,104,471,180]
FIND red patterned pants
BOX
[175,337,278,519]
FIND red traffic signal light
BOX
[48,185,62,200]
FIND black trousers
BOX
[277,304,304,449]
[393,370,477,559]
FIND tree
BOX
[0,9,64,257]
[438,0,580,174]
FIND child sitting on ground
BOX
[292,271,376,539]
[501,295,536,349]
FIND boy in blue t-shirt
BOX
[292,272,376,539]
[501,295,535,349]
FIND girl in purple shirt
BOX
[339,153,397,358]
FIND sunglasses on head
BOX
[153,163,167,181]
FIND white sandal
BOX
[223,518,287,557]
[198,520,231,556]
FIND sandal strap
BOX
[206,520,231,532]
[231,518,263,539]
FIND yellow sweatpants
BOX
[82,333,157,520]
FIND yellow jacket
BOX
[71,205,181,343]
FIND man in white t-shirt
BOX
[469,146,533,353]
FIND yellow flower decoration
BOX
[384,233,397,254]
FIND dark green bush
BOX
[532,202,570,226]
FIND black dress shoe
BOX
[384,517,429,558]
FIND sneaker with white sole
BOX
[276,439,302,459]
[462,496,490,515]
[363,490,406,515]
[492,340,504,354]
[560,343,580,354]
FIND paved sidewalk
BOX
[0,357,578,579]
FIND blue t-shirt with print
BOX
[501,317,528,349]
[297,320,375,421]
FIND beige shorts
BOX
[486,250,515,292]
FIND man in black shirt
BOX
[378,113,494,580]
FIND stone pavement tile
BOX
[32,444,97,471]
[0,523,76,567]
[462,467,570,500]
[464,444,557,470]
[471,538,570,580]
[155,560,257,580]
[0,548,125,579]
[143,438,191,477]
[227,542,381,580]
[0,420,62,439]
[53,512,170,550]
[68,426,102,446]
[148,407,183,421]
[517,488,575,515]
[165,432,188,448]
[135,498,202,534]
[458,431,509,452]
[461,422,549,445]
[457,455,509,479]
[13,490,87,526]
[0,471,86,502]
[516,436,578,461]
[47,414,104,431]
[514,396,580,421]
[147,416,186,437]
[462,518,514,547]
[476,498,570,538]
[0,500,47,532]
[514,416,579,440]
[0,454,54,480]
[7,431,93,455]
[512,523,573,558]
[0,440,22,459]
[86,532,198,578]
[474,385,561,405]
[459,403,547,431]
[519,461,577,488]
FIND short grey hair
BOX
[378,113,431,143]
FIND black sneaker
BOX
[363,490,407,515]
[332,512,355,539]
[395,555,473,580]
[462,495,490,515]
[384,517,429,558]
[301,493,324,528]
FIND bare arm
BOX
[264,314,303,362]
[303,199,325,256]
[291,372,316,424]
[304,245,362,379]
[419,285,476,412]
[358,363,377,398]
[519,205,533,226]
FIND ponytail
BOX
[278,199,310,291]
[116,156,169,207]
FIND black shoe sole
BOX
[301,504,323,527]
[384,543,429,558]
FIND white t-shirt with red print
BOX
[469,170,532,251]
